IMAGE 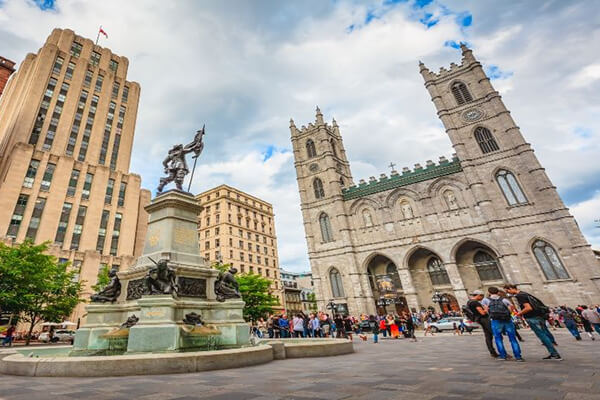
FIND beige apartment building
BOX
[0,28,150,323]
[196,185,284,308]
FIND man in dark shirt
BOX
[467,289,499,358]
[504,284,562,360]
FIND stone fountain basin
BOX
[0,339,353,377]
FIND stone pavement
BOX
[1,329,599,400]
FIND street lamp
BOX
[326,299,338,314]
[431,291,449,312]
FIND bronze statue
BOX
[144,258,179,296]
[90,266,121,302]
[214,267,241,302]
[157,126,205,193]
[120,314,139,329]
[182,312,203,326]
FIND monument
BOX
[73,126,250,354]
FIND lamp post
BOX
[431,291,449,313]
[326,299,338,314]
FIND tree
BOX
[0,241,83,345]
[213,263,279,321]
[92,264,110,293]
[307,292,318,312]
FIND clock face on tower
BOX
[462,108,483,122]
[309,163,319,172]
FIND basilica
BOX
[290,45,600,316]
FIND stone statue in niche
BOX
[144,258,179,296]
[214,267,241,302]
[400,201,413,219]
[444,190,458,210]
[363,210,373,227]
[90,266,121,302]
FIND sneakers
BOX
[543,354,563,361]
[515,358,525,362]
[496,357,508,361]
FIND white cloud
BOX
[1,0,600,270]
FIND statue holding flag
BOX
[156,125,205,193]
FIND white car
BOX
[428,317,480,333]
[39,330,75,343]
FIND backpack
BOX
[488,298,511,321]
[525,293,551,320]
[462,303,478,322]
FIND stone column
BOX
[444,262,468,305]
[397,267,420,311]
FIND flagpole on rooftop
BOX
[95,25,101,45]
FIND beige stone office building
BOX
[291,45,600,316]
[196,184,284,308]
[0,28,150,323]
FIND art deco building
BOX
[196,184,284,308]
[0,28,150,322]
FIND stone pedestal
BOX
[73,303,137,351]
[127,295,180,353]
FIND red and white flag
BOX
[99,27,108,38]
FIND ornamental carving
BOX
[177,277,207,298]
[126,278,145,300]
[461,108,484,122]
[309,163,320,172]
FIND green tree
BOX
[307,292,318,312]
[0,241,83,345]
[92,264,110,292]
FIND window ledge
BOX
[543,278,574,284]
[506,202,533,209]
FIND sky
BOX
[1,0,599,272]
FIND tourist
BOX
[378,317,387,338]
[266,315,275,338]
[386,314,399,338]
[369,315,380,343]
[483,287,523,361]
[581,305,600,336]
[402,312,417,342]
[279,314,290,338]
[423,314,435,337]
[466,289,499,358]
[558,306,581,340]
[343,315,354,341]
[309,313,321,337]
[334,314,344,338]
[1,325,15,347]
[292,314,304,338]
[321,314,332,338]
[504,284,562,360]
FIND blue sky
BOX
[1,0,600,271]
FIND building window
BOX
[474,127,500,154]
[84,70,93,87]
[99,102,116,165]
[70,206,87,250]
[427,257,451,286]
[110,213,122,256]
[306,139,317,158]
[105,178,115,204]
[25,197,46,240]
[205,241,210,250]
[313,178,325,199]
[473,251,503,282]
[532,240,570,280]
[42,82,69,150]
[319,213,334,243]
[22,159,40,188]
[496,169,527,206]
[70,42,83,57]
[65,61,75,80]
[96,210,110,252]
[7,194,29,238]
[90,51,101,67]
[111,81,120,99]
[117,182,127,207]
[66,169,80,197]
[55,202,73,245]
[109,59,118,72]
[122,85,129,103]
[78,95,98,161]
[330,268,344,298]
[71,260,82,282]
[40,163,56,191]
[82,173,93,200]
[29,78,57,146]
[451,81,473,105]
[94,74,103,92]
[52,56,64,75]
[66,90,88,156]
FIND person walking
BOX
[368,315,380,343]
[581,305,600,336]
[483,287,523,361]
[1,325,15,347]
[466,290,499,359]
[343,315,354,341]
[504,284,562,361]
[559,306,581,340]
[292,314,305,338]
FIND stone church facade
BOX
[290,45,600,316]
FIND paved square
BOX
[1,330,599,400]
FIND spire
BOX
[332,117,338,127]
[460,43,476,64]
[419,60,433,81]
[289,118,298,135]
[315,105,324,125]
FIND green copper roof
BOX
[342,157,462,201]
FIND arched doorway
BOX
[440,293,460,313]
[406,247,452,310]
[454,240,504,295]
[367,255,409,315]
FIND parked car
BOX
[39,330,75,343]
[429,317,479,333]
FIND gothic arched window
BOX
[474,127,500,154]
[313,178,325,199]
[330,268,344,297]
[532,240,569,280]
[427,257,450,286]
[386,263,403,290]
[473,251,503,281]
[451,81,473,105]
[319,213,334,243]
[306,139,317,158]
[330,139,337,157]
[496,169,527,206]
